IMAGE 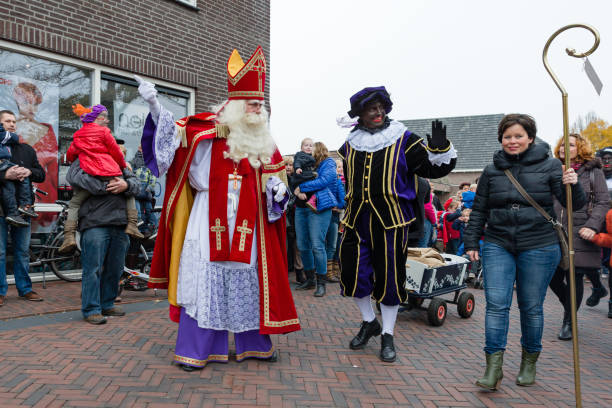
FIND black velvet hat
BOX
[347,86,393,118]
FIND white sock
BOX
[380,304,399,335]
[354,296,376,322]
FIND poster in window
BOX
[113,96,186,202]
[0,74,59,230]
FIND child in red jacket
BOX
[59,104,143,253]
[589,208,612,318]
[439,200,461,253]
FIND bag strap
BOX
[503,169,556,224]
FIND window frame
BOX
[0,39,196,115]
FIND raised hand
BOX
[426,120,450,151]
[135,75,161,121]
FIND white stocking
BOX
[380,304,399,335]
[354,296,376,323]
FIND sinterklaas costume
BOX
[141,46,300,368]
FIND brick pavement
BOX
[0,281,167,321]
[0,277,610,407]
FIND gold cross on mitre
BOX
[210,218,226,250]
[236,219,253,252]
[229,168,242,190]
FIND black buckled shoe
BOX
[349,318,381,350]
[380,333,396,362]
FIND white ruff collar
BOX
[346,120,406,152]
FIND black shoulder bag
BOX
[504,169,570,270]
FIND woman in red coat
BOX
[58,104,143,254]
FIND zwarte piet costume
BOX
[338,86,456,362]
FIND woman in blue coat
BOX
[293,142,338,297]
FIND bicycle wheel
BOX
[48,232,82,282]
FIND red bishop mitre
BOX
[227,46,266,100]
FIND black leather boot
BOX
[586,287,608,307]
[349,318,381,350]
[314,274,326,297]
[608,301,612,318]
[380,333,396,362]
[296,269,315,290]
[558,309,572,341]
[295,269,306,284]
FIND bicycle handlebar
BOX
[33,186,48,196]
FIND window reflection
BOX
[101,76,188,202]
[0,49,91,232]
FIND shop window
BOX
[100,74,189,203]
[0,49,92,232]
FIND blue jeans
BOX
[417,219,433,248]
[135,199,157,229]
[80,226,129,317]
[294,207,332,276]
[482,242,560,354]
[0,217,32,296]
[325,211,340,260]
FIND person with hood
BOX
[337,86,457,363]
[549,133,609,340]
[132,145,158,235]
[464,114,585,391]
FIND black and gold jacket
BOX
[338,127,456,230]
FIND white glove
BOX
[135,75,161,123]
[273,183,287,202]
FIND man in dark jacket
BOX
[67,159,140,324]
[0,110,45,306]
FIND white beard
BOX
[215,100,275,168]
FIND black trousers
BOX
[549,266,601,317]
[339,208,409,306]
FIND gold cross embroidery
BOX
[236,219,253,252]
[210,218,226,251]
[254,60,265,93]
[229,168,242,190]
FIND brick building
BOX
[0,0,270,230]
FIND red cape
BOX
[147,113,300,335]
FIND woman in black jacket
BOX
[464,114,586,391]
[549,133,609,340]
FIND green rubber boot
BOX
[475,351,504,391]
[516,348,539,386]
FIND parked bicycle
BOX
[119,207,161,294]
[27,188,82,285]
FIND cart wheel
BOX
[408,296,424,308]
[457,292,475,318]
[427,298,447,326]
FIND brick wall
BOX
[0,0,271,111]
